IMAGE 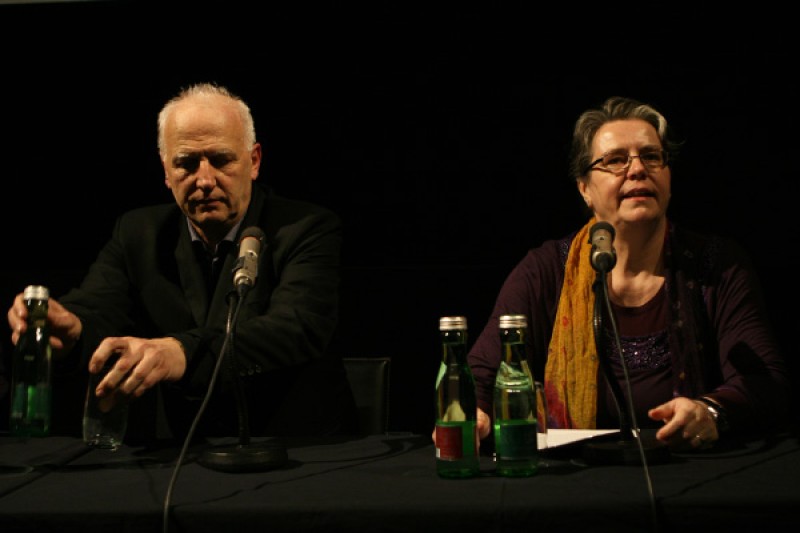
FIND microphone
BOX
[233,227,266,293]
[582,219,670,467]
[589,221,617,272]
[198,224,287,473]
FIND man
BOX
[7,82,358,443]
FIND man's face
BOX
[161,94,261,241]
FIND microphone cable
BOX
[599,272,660,533]
[161,291,243,533]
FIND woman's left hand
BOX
[648,396,718,450]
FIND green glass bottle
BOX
[493,314,538,477]
[435,316,479,479]
[9,285,53,437]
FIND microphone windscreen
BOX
[589,221,615,243]
[240,226,266,244]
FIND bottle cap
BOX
[439,316,467,330]
[23,285,49,300]
[499,314,527,329]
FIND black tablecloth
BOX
[1,430,799,532]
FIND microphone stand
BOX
[582,268,670,466]
[199,286,288,473]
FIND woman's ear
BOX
[577,180,591,208]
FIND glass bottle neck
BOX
[441,329,468,363]
[26,299,49,327]
[500,327,526,362]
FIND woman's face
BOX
[578,119,671,231]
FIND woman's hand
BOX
[648,396,719,450]
[431,407,492,446]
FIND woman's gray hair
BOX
[568,96,678,182]
[157,82,256,158]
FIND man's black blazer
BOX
[58,183,358,442]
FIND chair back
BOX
[342,357,391,435]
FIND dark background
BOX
[1,1,797,436]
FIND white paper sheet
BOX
[538,428,619,449]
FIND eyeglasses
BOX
[585,149,669,175]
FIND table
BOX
[1,429,799,532]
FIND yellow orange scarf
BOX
[543,218,599,429]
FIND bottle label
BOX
[435,423,464,460]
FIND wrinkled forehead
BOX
[165,97,245,149]
[592,119,660,154]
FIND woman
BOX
[466,96,790,451]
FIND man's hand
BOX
[90,336,187,398]
[7,293,82,358]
